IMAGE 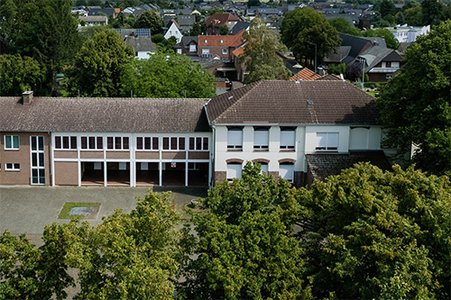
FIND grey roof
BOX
[0,97,210,133]
[306,151,390,180]
[358,46,402,70]
[206,80,378,125]
[114,28,151,38]
[324,46,351,63]
[181,36,198,46]
[229,21,250,35]
[125,37,155,52]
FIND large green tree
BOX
[242,18,290,83]
[0,0,17,54]
[377,20,451,175]
[281,8,341,68]
[0,54,44,95]
[134,10,163,34]
[299,163,451,299]
[121,52,215,98]
[179,163,311,299]
[328,17,362,36]
[68,29,134,97]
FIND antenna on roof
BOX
[228,95,234,100]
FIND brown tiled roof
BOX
[205,12,240,27]
[306,151,391,180]
[197,31,244,47]
[205,80,378,125]
[289,68,321,81]
[317,74,342,81]
[0,97,210,133]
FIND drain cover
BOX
[69,206,97,216]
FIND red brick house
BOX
[197,31,245,62]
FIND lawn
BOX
[58,202,101,219]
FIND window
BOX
[253,127,269,151]
[222,48,228,55]
[385,61,392,68]
[202,49,209,55]
[106,136,129,150]
[189,137,209,151]
[81,136,103,150]
[316,132,339,151]
[4,135,19,150]
[5,163,20,171]
[258,162,269,174]
[279,163,294,183]
[136,137,159,150]
[55,136,77,150]
[226,163,242,180]
[162,137,185,150]
[227,127,243,150]
[280,127,295,150]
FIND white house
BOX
[164,20,183,44]
[386,24,430,43]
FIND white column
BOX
[185,160,188,186]
[103,161,107,187]
[50,135,55,186]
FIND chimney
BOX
[22,91,33,105]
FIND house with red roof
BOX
[197,31,245,62]
[205,12,241,35]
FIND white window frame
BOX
[162,137,185,151]
[106,136,129,151]
[54,136,77,150]
[4,135,19,150]
[279,163,294,183]
[253,127,269,151]
[189,137,209,151]
[81,136,104,151]
[5,163,20,171]
[227,127,243,151]
[136,137,159,151]
[222,48,228,55]
[280,127,296,151]
[315,132,339,151]
[226,163,242,180]
[202,48,210,55]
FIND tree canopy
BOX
[179,163,311,299]
[242,18,290,83]
[363,28,399,49]
[0,54,44,95]
[377,20,451,176]
[121,52,215,98]
[328,17,362,36]
[281,8,341,68]
[68,29,134,97]
[298,163,451,299]
[135,10,164,34]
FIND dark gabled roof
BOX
[229,21,250,35]
[0,97,210,133]
[205,80,378,125]
[125,37,155,52]
[323,46,351,63]
[306,151,391,180]
[180,36,198,47]
[358,46,402,70]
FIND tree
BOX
[179,163,311,299]
[242,18,290,83]
[363,28,399,49]
[298,163,451,299]
[0,54,44,95]
[121,52,215,98]
[281,8,341,68]
[68,29,134,97]
[328,17,361,36]
[422,0,445,25]
[377,0,397,21]
[403,4,424,26]
[377,21,451,175]
[0,0,17,54]
[135,10,163,34]
[14,0,80,94]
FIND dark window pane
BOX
[137,137,143,150]
[55,137,61,149]
[179,138,185,150]
[203,138,209,150]
[115,137,121,149]
[97,137,103,149]
[189,137,195,150]
[13,136,19,148]
[144,137,151,150]
[39,153,44,167]
[170,137,177,150]
[196,137,202,150]
[152,137,159,150]
[163,137,169,150]
[63,136,69,149]
[32,153,37,167]
[39,169,45,184]
[32,169,38,183]
[123,137,129,149]
[31,137,37,150]
[38,137,44,150]
[14,163,20,169]
[70,137,77,149]
[89,137,95,149]
[107,137,113,149]
[81,137,88,149]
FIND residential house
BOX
[205,12,241,35]
[78,15,108,27]
[197,31,244,61]
[164,20,183,44]
[176,36,198,55]
[289,68,322,81]
[0,81,388,187]
[386,24,430,43]
[125,37,156,59]
[177,15,196,34]
[357,47,403,82]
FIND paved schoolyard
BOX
[0,186,207,245]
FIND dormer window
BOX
[205,39,207,43]
[220,39,223,43]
